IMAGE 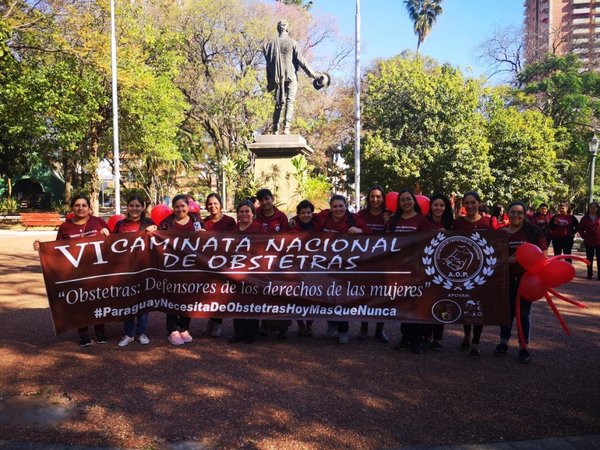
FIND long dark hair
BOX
[125,194,149,220]
[70,194,91,208]
[390,189,421,229]
[428,193,453,230]
[364,185,386,212]
[507,201,543,243]
[205,192,223,208]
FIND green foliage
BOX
[361,55,491,195]
[291,154,331,208]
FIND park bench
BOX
[20,212,64,230]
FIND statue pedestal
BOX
[248,135,314,212]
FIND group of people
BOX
[33,188,600,365]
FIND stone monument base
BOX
[248,135,314,212]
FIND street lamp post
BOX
[589,135,599,204]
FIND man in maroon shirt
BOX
[255,188,290,233]
[255,188,291,338]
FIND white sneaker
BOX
[118,335,134,347]
[211,323,222,337]
[338,332,349,344]
[138,334,150,345]
[179,330,193,343]
[168,331,185,345]
[326,323,338,338]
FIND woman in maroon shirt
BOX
[158,194,204,346]
[357,185,390,343]
[493,201,547,363]
[549,203,579,264]
[578,201,600,280]
[423,193,454,351]
[202,193,236,338]
[453,191,491,358]
[114,195,157,347]
[388,189,431,354]
[34,194,109,347]
[229,200,264,344]
[316,195,370,344]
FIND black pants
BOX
[328,321,349,333]
[585,245,600,277]
[552,237,574,262]
[401,323,422,345]
[500,275,532,344]
[166,315,191,334]
[463,324,483,345]
[233,319,259,340]
[422,324,444,341]
[78,324,105,339]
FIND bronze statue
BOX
[264,20,330,135]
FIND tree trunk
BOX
[7,177,12,202]
[63,157,73,206]
[88,126,101,216]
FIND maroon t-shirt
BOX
[529,212,551,232]
[453,216,492,232]
[204,215,236,232]
[503,226,548,276]
[255,207,289,233]
[114,218,155,234]
[232,221,264,234]
[428,218,446,231]
[316,210,371,234]
[388,214,432,233]
[357,209,387,234]
[56,216,108,240]
[550,214,577,239]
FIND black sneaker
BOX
[420,338,432,348]
[469,345,481,358]
[79,336,92,347]
[228,335,244,344]
[409,343,423,354]
[460,339,470,351]
[518,349,532,364]
[493,343,508,356]
[394,339,409,351]
[431,341,443,351]
[95,332,107,344]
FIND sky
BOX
[312,0,524,82]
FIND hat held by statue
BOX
[313,73,331,90]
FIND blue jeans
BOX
[124,313,149,337]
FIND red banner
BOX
[38,230,510,334]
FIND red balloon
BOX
[515,243,547,274]
[188,199,200,213]
[416,194,430,216]
[519,272,547,301]
[151,204,173,225]
[542,260,576,288]
[385,192,399,213]
[66,212,75,220]
[107,214,125,233]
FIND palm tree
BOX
[404,0,443,54]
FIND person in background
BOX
[357,185,390,343]
[493,201,547,363]
[115,195,157,347]
[549,203,579,263]
[291,199,317,336]
[490,205,508,230]
[229,200,264,344]
[158,194,204,345]
[423,193,454,351]
[33,194,109,347]
[529,203,552,247]
[578,201,600,280]
[316,194,371,344]
[202,193,236,337]
[453,191,492,358]
[388,189,432,354]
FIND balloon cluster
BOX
[385,192,430,215]
[514,243,589,349]
[150,204,173,225]
[106,214,125,232]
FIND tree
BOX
[359,54,491,196]
[477,25,524,85]
[403,0,443,54]
[483,91,559,205]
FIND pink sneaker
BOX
[179,330,193,343]
[168,331,184,346]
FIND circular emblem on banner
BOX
[431,299,462,323]
[423,232,496,291]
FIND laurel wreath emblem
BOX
[422,231,496,291]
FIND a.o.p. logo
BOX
[423,232,496,290]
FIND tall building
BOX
[524,0,600,66]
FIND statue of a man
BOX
[264,20,323,135]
